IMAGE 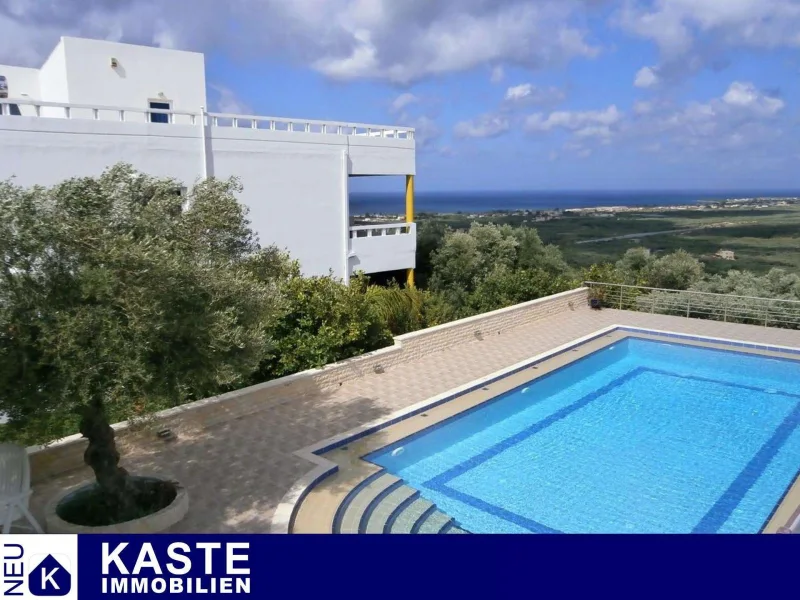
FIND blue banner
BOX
[2,534,794,599]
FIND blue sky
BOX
[3,0,800,192]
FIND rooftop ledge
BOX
[0,97,415,140]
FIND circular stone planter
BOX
[45,476,189,534]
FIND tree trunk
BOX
[79,397,134,518]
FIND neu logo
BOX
[28,555,71,597]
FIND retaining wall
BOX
[28,287,589,482]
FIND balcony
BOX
[348,223,416,275]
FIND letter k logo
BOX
[29,555,71,597]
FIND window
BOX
[149,101,171,123]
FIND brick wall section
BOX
[28,287,589,483]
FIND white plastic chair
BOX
[0,443,43,533]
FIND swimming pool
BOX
[368,337,800,533]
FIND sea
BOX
[349,190,800,215]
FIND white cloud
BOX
[634,66,659,88]
[505,83,534,102]
[526,105,622,134]
[617,0,800,80]
[490,65,505,84]
[721,81,784,116]
[618,80,787,158]
[633,100,653,115]
[504,83,566,105]
[0,1,601,84]
[389,92,419,114]
[209,84,252,114]
[407,115,442,149]
[454,114,510,139]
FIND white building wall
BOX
[0,65,41,117]
[0,66,41,99]
[59,37,206,123]
[210,136,348,279]
[0,36,414,279]
[0,115,414,278]
[0,117,202,186]
[38,41,70,118]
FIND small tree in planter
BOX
[0,165,287,526]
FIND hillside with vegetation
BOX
[417,202,800,276]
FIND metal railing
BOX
[584,281,800,329]
[349,223,415,238]
[0,98,415,139]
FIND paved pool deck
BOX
[26,308,800,533]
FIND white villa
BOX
[0,37,417,283]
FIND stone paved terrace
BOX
[25,298,800,533]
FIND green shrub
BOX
[366,283,430,335]
[254,274,393,379]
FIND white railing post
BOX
[619,285,623,309]
[200,106,209,180]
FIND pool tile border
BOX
[272,324,800,534]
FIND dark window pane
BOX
[149,101,170,123]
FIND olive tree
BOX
[0,165,285,520]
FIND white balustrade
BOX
[348,223,416,274]
[0,98,414,140]
[205,111,414,139]
[0,98,197,123]
[349,223,414,238]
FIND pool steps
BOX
[333,470,468,534]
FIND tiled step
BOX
[446,526,470,534]
[389,498,436,534]
[330,469,468,534]
[416,509,454,534]
[362,484,419,533]
[334,471,400,534]
[440,522,470,534]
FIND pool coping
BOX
[271,325,800,534]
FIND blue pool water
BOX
[368,338,800,533]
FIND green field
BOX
[418,204,800,275]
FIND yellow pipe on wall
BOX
[405,174,415,288]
